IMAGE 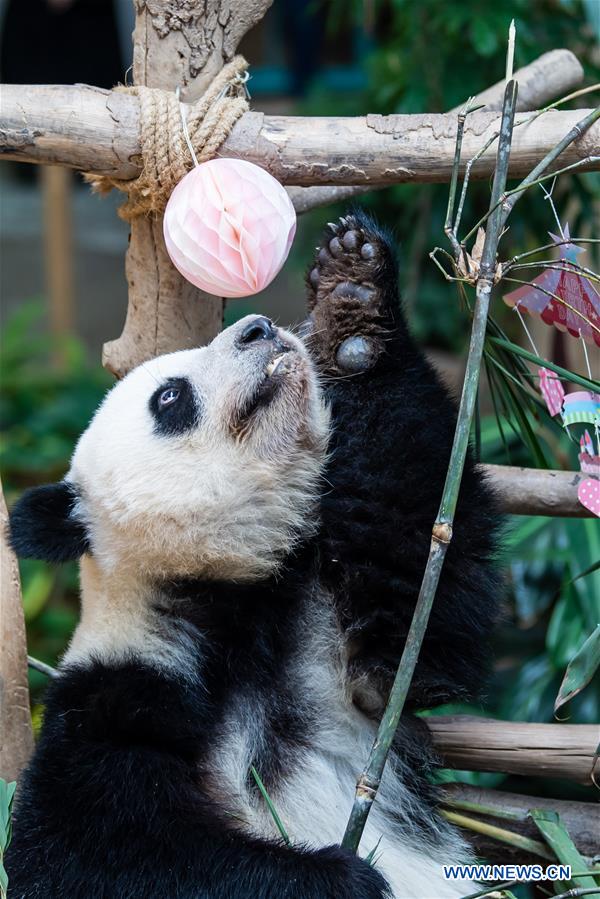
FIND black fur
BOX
[8,481,89,563]
[307,209,501,707]
[150,377,201,436]
[7,210,502,899]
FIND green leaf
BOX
[250,766,291,847]
[470,19,499,56]
[529,809,599,890]
[0,779,16,899]
[488,338,600,393]
[554,624,600,714]
[546,587,586,670]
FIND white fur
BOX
[63,317,329,668]
[205,604,475,899]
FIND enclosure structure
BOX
[0,0,599,867]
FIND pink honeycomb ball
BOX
[163,158,297,298]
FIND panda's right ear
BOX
[8,482,90,563]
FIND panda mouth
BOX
[232,349,300,435]
[265,353,287,377]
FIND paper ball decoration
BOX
[163,159,296,298]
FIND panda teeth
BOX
[266,354,286,377]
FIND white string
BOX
[514,304,541,358]
[540,180,564,239]
[175,86,199,168]
[579,329,600,455]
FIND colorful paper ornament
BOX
[580,430,594,457]
[503,226,600,347]
[561,391,600,428]
[163,158,296,298]
[577,478,600,517]
[538,367,565,417]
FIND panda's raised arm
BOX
[305,211,502,708]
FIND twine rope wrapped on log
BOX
[86,56,249,220]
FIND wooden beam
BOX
[481,464,594,517]
[426,716,599,785]
[1,85,597,188]
[0,479,33,781]
[442,783,599,862]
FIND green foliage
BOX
[250,766,291,846]
[554,624,600,714]
[0,779,16,899]
[529,809,599,890]
[1,302,111,692]
[308,0,599,352]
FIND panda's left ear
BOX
[8,482,90,563]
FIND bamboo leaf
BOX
[0,779,16,899]
[488,338,600,393]
[528,809,599,890]
[250,766,291,847]
[554,624,600,714]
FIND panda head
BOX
[9,316,330,585]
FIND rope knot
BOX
[86,56,250,221]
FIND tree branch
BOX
[428,717,599,786]
[0,479,33,781]
[481,464,594,517]
[1,85,598,187]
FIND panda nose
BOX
[240,316,277,345]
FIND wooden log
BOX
[0,479,34,781]
[442,783,599,862]
[291,49,584,213]
[1,85,597,187]
[101,0,272,378]
[481,464,594,518]
[426,716,600,785]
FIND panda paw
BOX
[304,211,400,374]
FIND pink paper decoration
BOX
[580,430,594,456]
[538,367,564,417]
[504,226,600,347]
[577,478,600,517]
[163,159,296,298]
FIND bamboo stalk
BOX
[441,809,555,860]
[341,79,521,854]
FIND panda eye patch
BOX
[159,387,180,408]
[150,378,200,436]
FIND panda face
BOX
[65,315,329,583]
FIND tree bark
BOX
[481,464,593,517]
[427,716,599,786]
[0,480,33,781]
[101,0,272,378]
[2,86,597,190]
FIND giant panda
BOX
[7,211,501,899]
